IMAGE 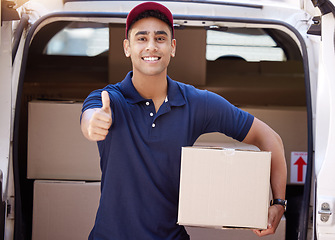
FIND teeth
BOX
[143,57,159,61]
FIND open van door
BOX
[313,0,335,240]
[2,0,335,239]
[1,0,23,239]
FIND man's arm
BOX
[81,91,112,141]
[242,117,287,236]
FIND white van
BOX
[0,0,334,239]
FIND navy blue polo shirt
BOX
[82,72,254,240]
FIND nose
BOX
[145,39,158,52]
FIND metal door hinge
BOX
[307,16,321,36]
[318,202,332,222]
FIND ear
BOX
[171,39,176,58]
[123,39,130,57]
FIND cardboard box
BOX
[185,216,286,240]
[27,101,101,180]
[32,180,100,240]
[31,180,283,240]
[196,106,307,184]
[178,147,271,229]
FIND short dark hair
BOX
[127,10,173,39]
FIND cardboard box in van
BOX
[32,180,100,240]
[31,180,284,240]
[27,101,101,180]
[178,146,271,229]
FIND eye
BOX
[137,36,146,41]
[156,36,166,42]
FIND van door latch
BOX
[318,202,332,222]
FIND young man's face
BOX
[124,17,176,78]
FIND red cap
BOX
[126,2,174,38]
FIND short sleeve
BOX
[82,89,104,113]
[203,90,254,141]
[80,88,114,124]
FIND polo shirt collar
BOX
[166,75,185,107]
[120,71,186,107]
[120,72,143,104]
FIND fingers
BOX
[88,109,112,141]
[87,126,109,141]
[90,114,112,130]
[252,223,274,237]
[87,117,110,141]
[93,108,112,124]
[252,205,284,237]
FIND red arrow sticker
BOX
[291,152,308,184]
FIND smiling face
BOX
[123,17,176,79]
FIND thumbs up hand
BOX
[82,91,112,141]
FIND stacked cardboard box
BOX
[32,181,100,240]
[32,180,285,240]
[27,101,101,180]
[27,101,101,240]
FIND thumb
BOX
[101,91,111,112]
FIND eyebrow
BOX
[134,30,168,36]
[155,31,168,36]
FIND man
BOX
[81,2,287,239]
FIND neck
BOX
[132,71,168,100]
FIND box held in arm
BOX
[178,146,271,230]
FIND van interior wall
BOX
[206,59,305,106]
[19,23,305,240]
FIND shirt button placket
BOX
[150,113,155,128]
[146,101,156,129]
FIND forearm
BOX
[243,117,287,236]
[270,143,287,200]
[243,117,287,199]
[266,134,287,201]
